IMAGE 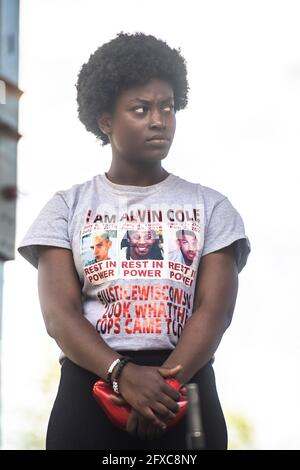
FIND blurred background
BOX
[0,0,299,450]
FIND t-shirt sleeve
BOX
[201,197,251,273]
[17,191,71,269]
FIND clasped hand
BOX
[111,363,182,440]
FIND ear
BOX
[97,112,113,137]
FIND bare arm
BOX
[162,242,239,383]
[38,246,120,379]
[38,246,180,427]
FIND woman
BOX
[18,32,251,450]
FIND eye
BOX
[163,104,175,113]
[134,106,148,114]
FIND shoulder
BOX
[198,183,228,207]
[54,175,101,207]
[174,175,227,203]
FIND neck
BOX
[106,158,169,187]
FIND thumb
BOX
[158,364,182,378]
[110,394,127,406]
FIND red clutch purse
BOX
[93,378,187,431]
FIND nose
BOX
[188,242,197,250]
[149,109,166,129]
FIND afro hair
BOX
[76,32,189,145]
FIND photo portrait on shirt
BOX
[168,229,200,267]
[82,229,117,266]
[120,228,164,260]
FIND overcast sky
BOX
[2,0,300,449]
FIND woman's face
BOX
[100,78,176,165]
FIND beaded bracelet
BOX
[112,357,132,395]
[106,358,121,385]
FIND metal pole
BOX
[186,383,206,450]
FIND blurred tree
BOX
[19,350,60,450]
[226,409,255,450]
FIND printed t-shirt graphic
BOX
[17,173,251,355]
[81,203,204,341]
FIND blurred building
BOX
[0,0,21,262]
[0,0,21,449]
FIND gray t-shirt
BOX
[18,173,251,353]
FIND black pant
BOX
[46,350,227,450]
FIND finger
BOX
[137,416,149,440]
[110,395,127,406]
[158,365,182,378]
[127,410,138,435]
[146,420,166,440]
[152,402,177,421]
[161,382,182,401]
[157,393,180,413]
[146,422,159,441]
[142,407,167,430]
[134,414,157,441]
[146,424,155,441]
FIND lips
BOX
[145,136,169,148]
[146,135,169,142]
[137,246,147,252]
